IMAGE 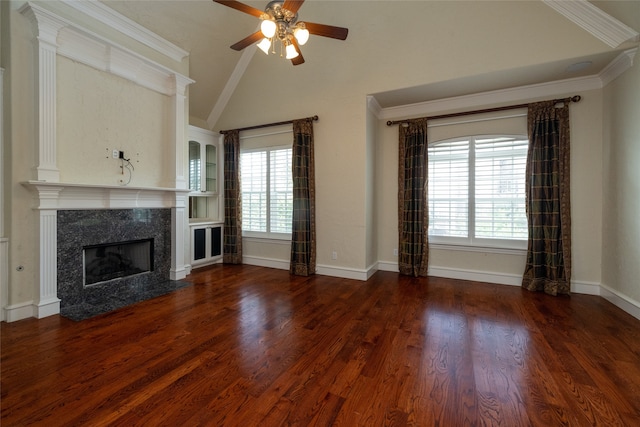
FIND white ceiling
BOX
[100,0,639,122]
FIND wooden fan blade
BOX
[230,31,263,51]
[290,38,305,66]
[283,0,305,14]
[304,21,348,40]
[213,0,264,18]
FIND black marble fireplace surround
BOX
[57,209,189,321]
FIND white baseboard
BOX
[316,264,371,281]
[34,298,61,319]
[571,280,600,296]
[0,238,8,322]
[4,301,35,323]
[242,255,290,271]
[170,267,188,281]
[427,265,523,286]
[600,283,640,321]
[4,299,61,322]
[377,261,399,273]
[242,255,372,281]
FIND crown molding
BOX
[377,75,602,121]
[543,0,639,48]
[61,0,189,62]
[366,95,383,118]
[377,43,637,121]
[599,48,637,86]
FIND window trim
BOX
[428,134,528,250]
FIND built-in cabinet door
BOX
[188,126,221,220]
[191,223,223,266]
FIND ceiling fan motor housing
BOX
[264,1,299,41]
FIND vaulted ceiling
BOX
[101,1,639,127]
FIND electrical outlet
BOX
[112,149,119,159]
[119,151,124,159]
[331,251,337,260]
[393,248,398,256]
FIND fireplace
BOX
[56,208,187,320]
[84,239,154,286]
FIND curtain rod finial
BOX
[571,95,581,103]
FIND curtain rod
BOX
[386,95,581,126]
[220,115,319,134]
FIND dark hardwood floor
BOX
[2,264,640,426]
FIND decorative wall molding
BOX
[543,0,640,48]
[599,48,637,86]
[61,0,189,63]
[55,26,193,97]
[20,3,194,98]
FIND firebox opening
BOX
[83,239,154,286]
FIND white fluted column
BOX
[20,3,65,182]
[32,185,64,318]
[169,73,195,190]
[171,190,191,280]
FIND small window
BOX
[428,135,528,249]
[241,146,293,239]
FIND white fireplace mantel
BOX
[23,181,191,210]
[20,181,191,320]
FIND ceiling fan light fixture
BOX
[260,19,277,38]
[214,0,349,66]
[294,25,309,45]
[257,37,271,54]
[285,42,299,59]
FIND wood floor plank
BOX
[2,265,640,426]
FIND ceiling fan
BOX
[213,0,349,65]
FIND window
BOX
[428,135,528,248]
[241,146,293,238]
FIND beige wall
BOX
[597,0,640,305]
[57,57,173,188]
[602,58,640,303]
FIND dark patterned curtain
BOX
[522,101,571,295]
[398,119,429,277]
[290,118,316,276]
[223,130,242,264]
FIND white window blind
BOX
[428,139,469,237]
[241,147,292,236]
[269,148,293,233]
[428,135,527,247]
[474,136,528,240]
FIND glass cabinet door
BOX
[205,144,217,192]
[189,141,201,191]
